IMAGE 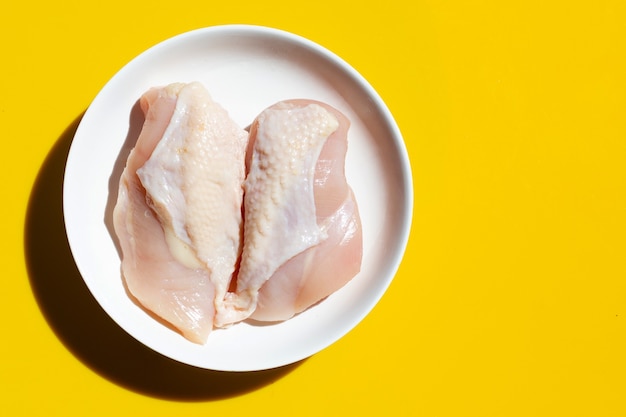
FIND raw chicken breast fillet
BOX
[216,100,363,325]
[113,82,248,344]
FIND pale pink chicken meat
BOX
[216,100,363,325]
[113,82,247,343]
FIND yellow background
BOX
[2,1,625,416]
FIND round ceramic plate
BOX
[63,25,412,371]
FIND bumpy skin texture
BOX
[250,101,363,322]
[113,82,247,344]
[216,100,363,325]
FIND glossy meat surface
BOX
[216,100,363,325]
[114,86,362,341]
[113,82,247,343]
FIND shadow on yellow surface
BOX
[24,114,301,401]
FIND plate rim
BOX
[63,24,413,371]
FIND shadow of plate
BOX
[24,112,301,402]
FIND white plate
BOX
[63,25,412,371]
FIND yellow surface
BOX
[2,1,625,416]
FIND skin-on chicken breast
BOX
[113,82,247,344]
[215,100,363,326]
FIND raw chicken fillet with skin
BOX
[216,100,363,326]
[113,82,248,344]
